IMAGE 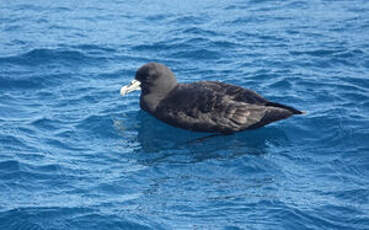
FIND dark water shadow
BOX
[116,111,289,165]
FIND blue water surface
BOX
[1,0,369,229]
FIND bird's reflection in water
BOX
[116,110,289,165]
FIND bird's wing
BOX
[155,84,293,133]
[208,96,294,132]
[198,81,269,104]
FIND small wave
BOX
[334,48,365,58]
[76,114,122,139]
[73,44,115,52]
[133,41,192,52]
[212,40,240,49]
[51,6,72,13]
[176,49,221,60]
[0,48,104,67]
[0,207,162,230]
[290,48,346,57]
[14,4,46,12]
[0,134,37,152]
[145,14,171,22]
[267,77,293,90]
[285,1,309,9]
[230,16,269,25]
[22,49,87,64]
[0,104,25,118]
[0,160,61,182]
[30,117,64,132]
[44,138,87,152]
[224,4,249,10]
[324,188,369,204]
[0,207,91,230]
[170,15,206,25]
[0,160,20,172]
[0,73,69,90]
[181,27,219,37]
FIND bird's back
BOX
[152,81,302,133]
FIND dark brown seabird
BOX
[120,62,304,134]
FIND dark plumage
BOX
[120,62,304,134]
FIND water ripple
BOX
[1,0,369,229]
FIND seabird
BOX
[120,62,304,134]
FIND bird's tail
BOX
[265,102,305,115]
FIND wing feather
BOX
[154,82,293,133]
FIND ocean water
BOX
[1,0,369,229]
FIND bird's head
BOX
[120,62,177,97]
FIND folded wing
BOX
[154,82,296,133]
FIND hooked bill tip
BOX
[120,86,127,96]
